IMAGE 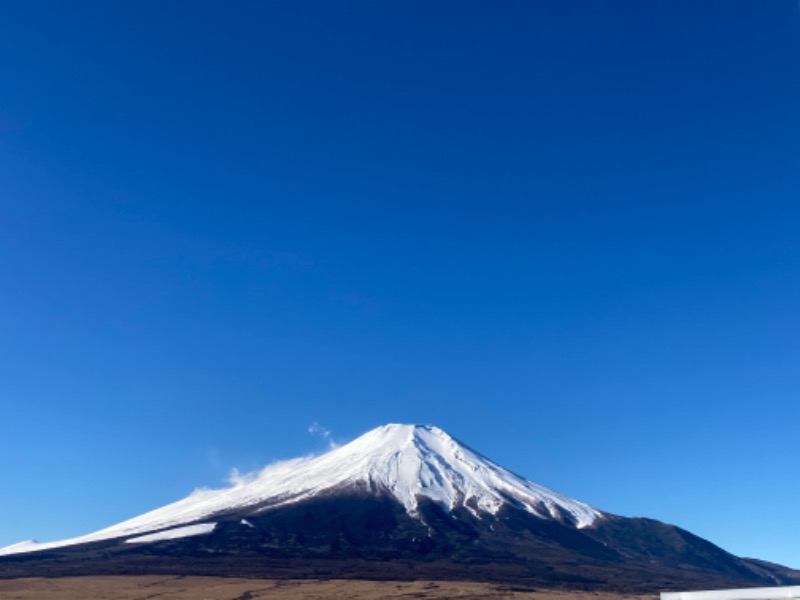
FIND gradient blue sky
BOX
[2,0,799,568]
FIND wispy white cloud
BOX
[226,467,259,488]
[216,426,337,491]
[308,421,338,449]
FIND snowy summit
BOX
[298,424,602,526]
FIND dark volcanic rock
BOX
[2,490,798,592]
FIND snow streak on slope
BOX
[124,523,217,544]
[0,424,603,556]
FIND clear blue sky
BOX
[1,0,799,568]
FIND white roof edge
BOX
[662,586,800,600]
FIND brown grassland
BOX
[0,576,658,599]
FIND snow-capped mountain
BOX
[2,424,798,592]
[0,424,600,555]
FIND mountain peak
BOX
[333,424,600,527]
[4,424,798,593]
[348,423,450,451]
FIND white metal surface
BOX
[662,587,800,600]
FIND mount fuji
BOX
[1,424,798,592]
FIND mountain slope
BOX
[0,424,599,556]
[1,424,798,592]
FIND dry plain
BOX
[0,576,658,600]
